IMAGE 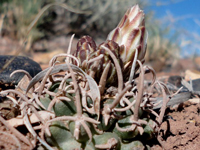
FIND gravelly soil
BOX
[151,102,200,150]
[0,123,32,150]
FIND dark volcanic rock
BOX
[0,55,42,87]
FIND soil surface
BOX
[0,36,200,150]
[1,101,200,150]
[152,102,200,150]
[0,123,32,150]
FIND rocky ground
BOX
[0,36,200,150]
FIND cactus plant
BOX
[0,4,174,150]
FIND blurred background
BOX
[0,0,199,73]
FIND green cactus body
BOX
[46,121,96,150]
[124,97,143,117]
[40,96,52,110]
[143,118,156,140]
[97,115,116,132]
[45,121,72,149]
[84,141,95,150]
[59,138,82,150]
[49,82,61,92]
[97,98,117,131]
[69,117,91,143]
[121,141,145,150]
[114,116,139,140]
[48,81,76,116]
[93,132,121,150]
[53,100,76,117]
[60,139,96,150]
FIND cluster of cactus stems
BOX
[0,5,178,150]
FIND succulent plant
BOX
[0,4,175,150]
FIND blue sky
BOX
[149,0,200,58]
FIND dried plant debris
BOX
[0,4,191,150]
